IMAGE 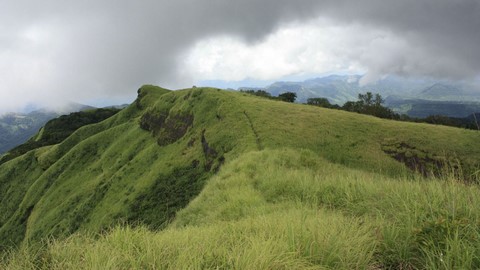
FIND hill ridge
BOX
[0,85,478,253]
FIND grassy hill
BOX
[1,85,479,269]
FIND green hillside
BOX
[1,85,479,269]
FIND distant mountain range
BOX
[0,103,95,154]
[240,75,480,118]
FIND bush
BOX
[307,97,332,108]
[278,92,297,103]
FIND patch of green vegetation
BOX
[127,164,212,229]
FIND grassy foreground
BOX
[3,149,480,269]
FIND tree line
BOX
[307,92,397,119]
[307,93,479,130]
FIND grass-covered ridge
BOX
[0,85,479,268]
[3,149,480,269]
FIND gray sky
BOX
[1,0,479,112]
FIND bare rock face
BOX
[140,110,194,146]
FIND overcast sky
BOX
[1,0,479,112]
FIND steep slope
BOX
[0,85,479,253]
[0,85,255,250]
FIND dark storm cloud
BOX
[0,0,479,110]
[322,0,480,81]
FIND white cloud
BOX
[183,20,392,82]
[184,17,480,88]
[0,24,60,111]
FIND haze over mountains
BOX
[0,103,95,154]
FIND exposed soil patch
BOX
[139,111,167,133]
[140,111,193,146]
[381,141,449,177]
[201,129,223,171]
[243,111,263,150]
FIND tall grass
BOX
[175,148,480,268]
[2,209,375,270]
[3,148,480,269]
